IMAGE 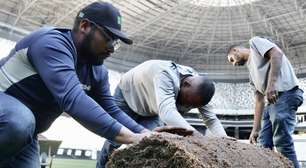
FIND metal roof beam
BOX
[182,12,212,55]
[0,21,30,41]
[251,2,290,51]
[160,5,202,51]
[11,0,39,28]
[53,0,93,25]
[128,0,190,35]
[178,0,216,59]
[138,6,195,46]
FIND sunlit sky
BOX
[0,38,122,150]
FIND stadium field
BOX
[51,158,96,168]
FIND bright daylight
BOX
[0,0,305,168]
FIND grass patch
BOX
[51,158,96,168]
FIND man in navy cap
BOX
[0,2,169,167]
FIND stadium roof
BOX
[0,0,305,80]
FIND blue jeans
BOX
[0,92,40,168]
[258,87,303,168]
[96,87,163,168]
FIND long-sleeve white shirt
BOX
[118,60,226,136]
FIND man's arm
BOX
[114,126,150,144]
[198,107,227,136]
[155,71,195,131]
[249,91,265,144]
[28,32,145,144]
[265,47,283,104]
[93,68,146,133]
[250,37,282,104]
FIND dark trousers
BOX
[258,88,303,168]
[0,92,40,168]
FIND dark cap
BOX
[78,2,133,44]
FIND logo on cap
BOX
[79,12,85,18]
[117,16,122,25]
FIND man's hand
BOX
[223,136,237,141]
[249,129,259,144]
[266,84,278,104]
[140,128,151,133]
[115,127,156,144]
[153,126,194,136]
[192,130,204,138]
[131,131,155,144]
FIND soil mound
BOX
[106,133,293,168]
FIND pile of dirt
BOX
[106,133,293,168]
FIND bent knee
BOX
[1,107,36,144]
[273,135,294,150]
[11,117,35,139]
[0,113,35,159]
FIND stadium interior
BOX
[0,0,305,167]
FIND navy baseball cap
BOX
[78,2,133,44]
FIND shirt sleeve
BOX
[28,32,122,140]
[249,74,257,91]
[249,36,277,57]
[154,71,195,130]
[198,106,227,136]
[93,68,145,133]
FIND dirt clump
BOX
[106,133,293,168]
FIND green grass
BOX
[51,158,96,168]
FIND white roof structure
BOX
[0,0,306,80]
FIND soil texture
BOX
[106,133,293,168]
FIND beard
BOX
[78,28,108,65]
[236,59,247,66]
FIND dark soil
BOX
[106,133,293,168]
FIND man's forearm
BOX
[109,107,145,133]
[114,126,145,144]
[253,91,265,131]
[159,108,195,131]
[199,107,227,136]
[267,48,282,88]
